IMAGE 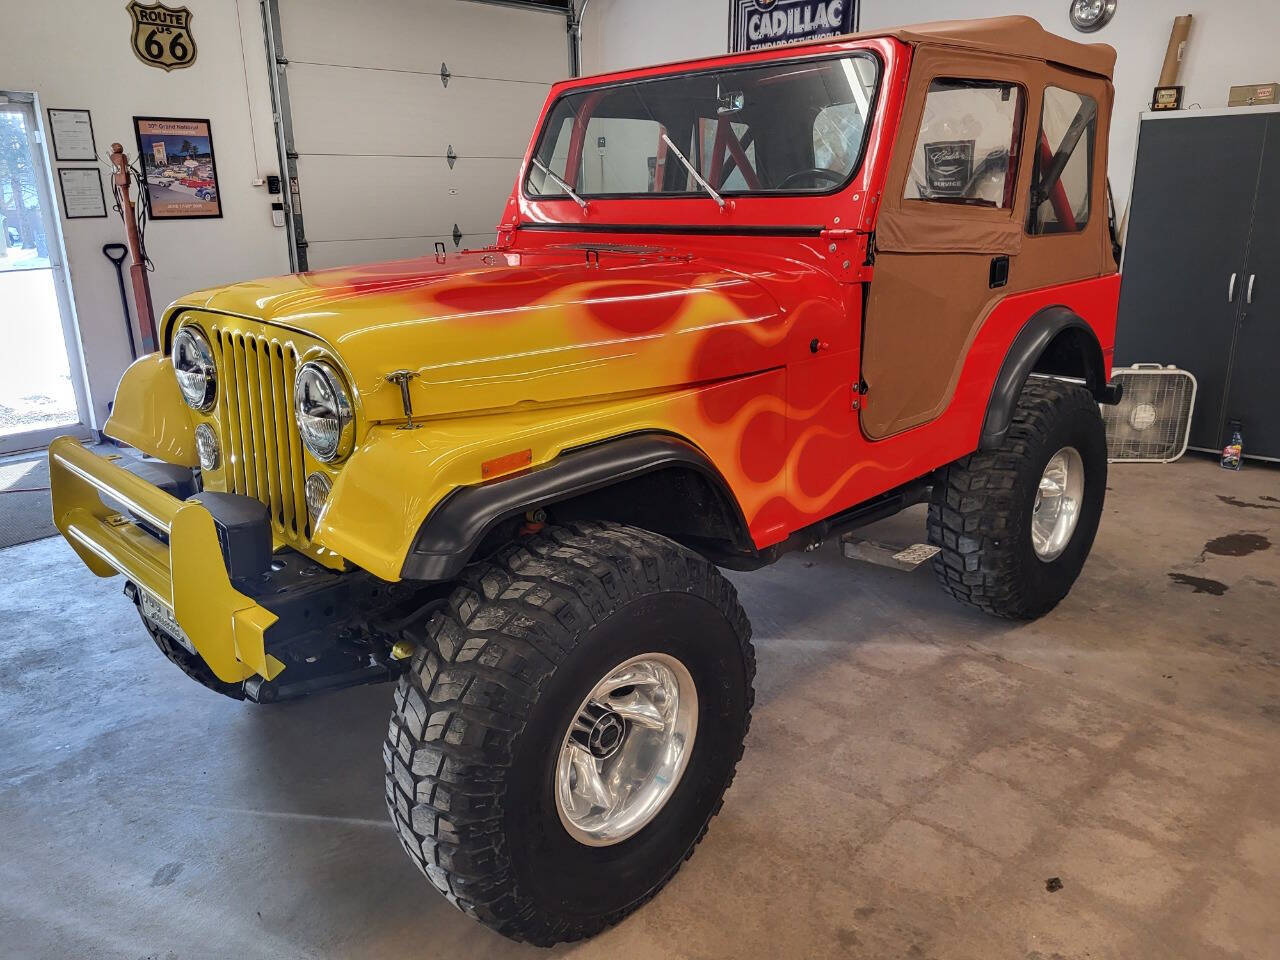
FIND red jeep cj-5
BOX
[388,15,1122,943]
[50,15,1123,947]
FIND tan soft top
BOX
[861,16,1116,79]
[582,16,1114,86]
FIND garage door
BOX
[274,0,568,270]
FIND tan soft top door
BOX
[860,44,1112,440]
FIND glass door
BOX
[0,94,91,454]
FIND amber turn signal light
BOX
[481,448,533,480]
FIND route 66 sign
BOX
[127,1,197,71]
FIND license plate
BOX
[139,590,196,655]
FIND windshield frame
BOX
[521,49,884,204]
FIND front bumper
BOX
[48,437,284,684]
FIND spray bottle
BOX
[1220,419,1244,470]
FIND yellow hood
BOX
[172,247,790,423]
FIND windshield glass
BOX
[525,52,879,199]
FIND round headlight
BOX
[194,423,220,471]
[294,360,354,462]
[172,326,216,411]
[305,471,332,522]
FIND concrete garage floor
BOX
[2,455,1278,960]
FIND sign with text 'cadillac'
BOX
[729,0,857,53]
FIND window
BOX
[1028,86,1096,234]
[525,53,879,198]
[813,102,867,175]
[905,78,1024,208]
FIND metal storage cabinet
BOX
[1115,108,1280,460]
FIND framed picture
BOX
[47,108,98,161]
[1151,86,1184,111]
[132,116,223,219]
[57,168,108,218]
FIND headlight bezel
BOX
[172,324,217,412]
[293,359,355,463]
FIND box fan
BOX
[1101,364,1197,463]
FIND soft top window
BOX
[905,78,1025,209]
[1027,86,1097,235]
[525,53,879,200]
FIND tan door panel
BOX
[860,46,1113,440]
[861,253,1004,437]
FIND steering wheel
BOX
[777,167,845,189]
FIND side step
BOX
[841,535,939,571]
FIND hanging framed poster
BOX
[132,116,222,220]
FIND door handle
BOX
[1228,273,1237,302]
[989,255,1010,288]
[1246,274,1256,304]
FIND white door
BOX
[0,95,91,455]
[276,0,568,270]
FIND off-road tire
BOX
[139,613,247,700]
[383,521,755,946]
[928,377,1107,619]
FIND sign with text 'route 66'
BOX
[728,0,857,53]
[127,1,197,71]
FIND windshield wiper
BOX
[530,157,588,209]
[660,133,725,209]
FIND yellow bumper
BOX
[48,437,284,684]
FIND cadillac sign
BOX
[729,0,857,52]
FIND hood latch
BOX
[386,370,422,430]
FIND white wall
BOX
[582,0,1280,212]
[2,0,287,429]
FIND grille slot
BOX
[212,326,311,542]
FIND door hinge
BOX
[822,227,873,282]
[851,380,868,410]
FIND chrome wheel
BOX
[555,653,697,847]
[1032,446,1085,562]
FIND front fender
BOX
[312,372,787,582]
[104,354,198,467]
[313,396,704,583]
[399,433,747,581]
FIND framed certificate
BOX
[57,168,108,218]
[47,108,98,162]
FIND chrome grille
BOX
[210,325,311,542]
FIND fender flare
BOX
[399,432,751,581]
[979,305,1108,450]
